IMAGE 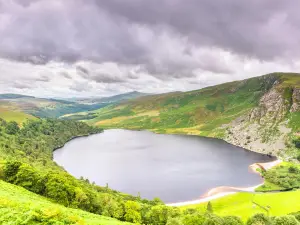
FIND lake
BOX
[53,129,274,203]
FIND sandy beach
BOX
[167,159,282,207]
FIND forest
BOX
[0,118,300,224]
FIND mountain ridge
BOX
[78,73,300,159]
[0,91,151,119]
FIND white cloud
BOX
[0,53,299,98]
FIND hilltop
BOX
[71,91,150,104]
[77,73,300,159]
[0,91,149,119]
[1,73,300,224]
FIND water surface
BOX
[54,129,274,203]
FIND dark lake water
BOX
[53,129,274,203]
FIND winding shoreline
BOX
[167,159,282,207]
[54,128,282,207]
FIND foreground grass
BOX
[181,191,300,221]
[0,180,133,225]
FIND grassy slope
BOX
[181,191,300,221]
[81,73,300,218]
[86,73,300,139]
[0,180,133,225]
[0,106,36,124]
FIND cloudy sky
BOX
[0,0,300,98]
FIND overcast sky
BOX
[0,0,300,98]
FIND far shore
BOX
[167,159,282,207]
[55,128,282,207]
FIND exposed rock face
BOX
[225,86,292,157]
[291,88,300,112]
[249,88,288,124]
[224,119,290,156]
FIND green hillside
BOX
[0,105,36,125]
[181,190,300,221]
[82,73,300,159]
[0,94,110,118]
[72,91,150,105]
[1,74,300,224]
[0,92,150,119]
[0,180,133,225]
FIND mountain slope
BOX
[0,103,37,124]
[0,92,149,119]
[0,180,133,225]
[85,73,300,158]
[73,91,150,104]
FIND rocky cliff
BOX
[225,78,299,158]
[77,73,300,159]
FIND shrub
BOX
[223,216,244,225]
[3,161,22,182]
[288,166,299,174]
[45,173,74,206]
[5,121,20,135]
[181,211,206,225]
[293,139,300,149]
[247,213,272,225]
[166,217,184,225]
[14,164,45,194]
[124,201,142,223]
[207,201,213,213]
[204,214,225,225]
[291,211,300,222]
[100,194,124,220]
[146,205,170,225]
[297,154,300,162]
[273,215,300,225]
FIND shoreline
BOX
[167,159,282,207]
[55,128,282,207]
[106,128,278,158]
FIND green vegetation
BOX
[81,73,300,157]
[0,92,149,120]
[0,106,36,124]
[89,77,261,134]
[2,117,300,224]
[1,74,300,223]
[256,163,300,191]
[0,118,175,224]
[181,191,300,221]
[0,180,133,225]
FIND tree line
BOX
[1,118,300,224]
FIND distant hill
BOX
[0,93,34,99]
[69,91,150,104]
[0,91,151,119]
[82,73,300,159]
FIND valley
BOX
[53,129,273,203]
[75,73,300,160]
[1,73,300,224]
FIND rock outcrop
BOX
[291,88,300,112]
[249,88,289,124]
[225,85,293,157]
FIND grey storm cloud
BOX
[98,0,300,60]
[70,81,92,92]
[89,73,126,84]
[76,65,90,77]
[60,71,72,79]
[36,74,51,82]
[12,81,34,89]
[1,0,300,79]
